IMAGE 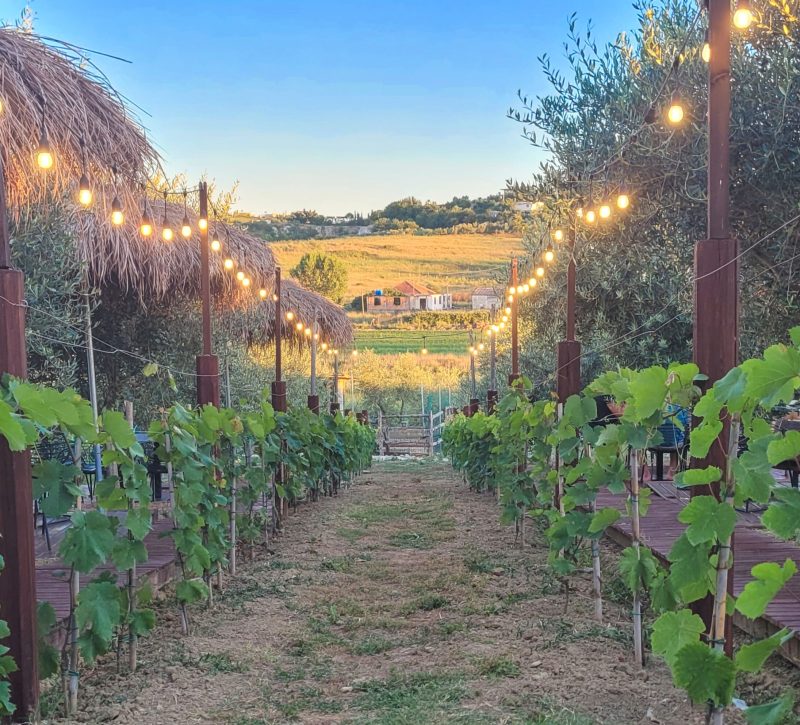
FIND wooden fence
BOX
[375,410,446,457]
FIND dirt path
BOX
[52,460,790,724]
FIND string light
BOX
[36,101,53,170]
[599,204,611,219]
[544,245,555,263]
[236,270,245,281]
[499,322,506,329]
[701,30,711,63]
[421,336,428,355]
[286,311,295,321]
[667,93,685,125]
[733,0,753,29]
[321,342,328,351]
[211,238,221,252]
[522,283,530,293]
[502,315,508,323]
[492,324,499,333]
[553,229,564,242]
[304,327,312,338]
[161,191,173,241]
[507,294,514,303]
[224,258,234,270]
[617,193,630,210]
[242,277,251,287]
[351,350,358,358]
[198,216,208,231]
[535,266,545,278]
[111,196,124,226]
[478,342,485,351]
[585,209,597,224]
[259,288,268,299]
[272,293,278,302]
[77,138,91,206]
[140,198,153,237]
[528,277,536,286]
[296,322,304,331]
[504,306,511,315]
[576,207,584,218]
[181,192,192,238]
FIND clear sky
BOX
[20,1,637,215]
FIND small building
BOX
[366,281,452,313]
[471,286,501,310]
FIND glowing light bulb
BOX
[478,343,485,351]
[530,278,537,288]
[286,311,295,321]
[492,325,499,333]
[507,294,514,303]
[553,229,564,242]
[505,307,511,315]
[296,322,304,331]
[576,207,584,218]
[78,175,92,206]
[36,131,53,170]
[499,322,505,329]
[236,271,245,281]
[667,97,685,125]
[224,258,234,270]
[536,266,545,278]
[162,226,174,241]
[352,350,358,357]
[528,277,536,287]
[617,194,630,210]
[523,284,530,293]
[181,216,192,238]
[502,315,508,323]
[599,204,611,219]
[198,217,208,231]
[544,246,555,263]
[304,327,312,337]
[321,343,328,351]
[111,196,124,226]
[242,277,251,287]
[702,31,711,63]
[421,348,428,355]
[259,288,268,299]
[585,210,597,224]
[211,239,221,252]
[140,212,153,237]
[733,1,753,29]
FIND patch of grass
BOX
[321,555,355,573]
[388,530,433,549]
[337,526,368,543]
[404,594,449,613]
[347,502,409,526]
[603,573,633,607]
[538,618,632,649]
[464,552,508,574]
[197,652,249,673]
[476,655,520,679]
[272,685,343,719]
[438,620,467,637]
[217,578,281,609]
[353,670,467,719]
[350,634,396,655]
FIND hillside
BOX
[270,233,523,300]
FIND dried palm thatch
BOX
[0,27,157,213]
[0,26,352,345]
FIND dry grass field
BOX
[270,233,523,297]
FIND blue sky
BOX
[20,1,637,215]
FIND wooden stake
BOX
[124,401,137,673]
[630,450,644,667]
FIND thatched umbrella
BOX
[0,26,352,345]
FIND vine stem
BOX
[630,449,644,668]
[708,417,741,725]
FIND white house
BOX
[471,286,501,310]
[366,281,452,312]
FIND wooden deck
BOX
[598,480,800,665]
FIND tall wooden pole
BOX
[196,181,220,407]
[271,267,286,413]
[487,305,498,413]
[0,156,39,719]
[469,329,479,415]
[509,257,519,385]
[557,223,581,401]
[308,312,319,414]
[692,0,737,654]
[330,352,340,414]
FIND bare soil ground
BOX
[48,460,799,724]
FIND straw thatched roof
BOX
[0,26,352,345]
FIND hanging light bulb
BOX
[286,311,295,321]
[478,342,485,351]
[599,204,611,219]
[211,238,221,252]
[236,270,245,281]
[111,196,124,226]
[585,209,597,224]
[544,245,555,263]
[321,342,328,351]
[522,283,530,293]
[304,327,312,338]
[553,228,564,242]
[492,324,499,333]
[0,98,4,116]
[198,217,208,231]
[733,0,753,29]
[36,117,53,170]
[507,294,514,303]
[504,307,511,315]
[242,277,251,287]
[701,30,711,63]
[667,93,685,125]
[224,257,234,270]
[617,193,630,210]
[421,346,428,355]
[296,322,304,331]
[78,174,92,206]
[259,288,268,299]
[499,322,506,330]
[502,315,508,323]
[534,266,544,278]
[181,192,192,237]
[140,199,153,237]
[528,277,536,287]
[161,192,173,241]
[272,293,278,302]
[352,349,358,358]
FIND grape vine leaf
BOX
[766,430,800,466]
[791,326,800,347]
[740,344,800,408]
[734,628,793,673]
[110,538,148,570]
[619,545,659,592]
[587,507,620,534]
[59,510,116,573]
[36,602,59,679]
[0,680,14,716]
[628,366,668,419]
[101,410,137,449]
[651,610,705,666]
[734,437,778,506]
[761,488,800,539]
[674,466,722,487]
[689,419,724,459]
[667,534,714,602]
[744,692,796,725]
[176,578,209,605]
[678,496,736,545]
[32,460,82,517]
[735,559,797,619]
[0,400,28,451]
[75,575,122,664]
[672,641,736,707]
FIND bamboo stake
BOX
[124,401,137,673]
[708,418,741,725]
[630,449,644,667]
[591,500,603,622]
[67,437,83,715]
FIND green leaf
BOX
[790,327,800,348]
[740,344,800,408]
[627,366,668,420]
[110,538,148,570]
[176,578,209,605]
[619,545,659,593]
[142,362,159,377]
[59,510,116,573]
[744,692,795,725]
[767,430,800,466]
[672,641,736,707]
[762,488,800,539]
[674,466,722,488]
[36,602,59,679]
[734,437,777,506]
[735,629,793,673]
[678,496,736,546]
[0,400,28,451]
[12,383,58,427]
[0,679,15,715]
[75,576,122,664]
[101,410,137,448]
[130,608,156,637]
[667,533,714,602]
[651,610,705,666]
[689,419,723,459]
[588,507,620,534]
[735,559,797,619]
[32,460,82,517]
[125,506,152,541]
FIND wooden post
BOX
[196,181,220,407]
[428,410,434,455]
[0,156,39,719]
[308,312,319,414]
[691,0,736,655]
[123,401,138,672]
[509,257,519,385]
[330,352,340,414]
[557,224,581,402]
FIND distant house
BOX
[366,280,452,313]
[470,286,501,310]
